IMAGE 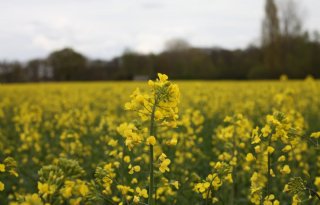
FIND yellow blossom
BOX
[24,194,43,205]
[0,164,5,172]
[0,181,4,191]
[282,145,292,152]
[38,182,56,197]
[136,187,148,198]
[280,165,291,175]
[167,137,178,146]
[172,181,179,189]
[246,153,255,162]
[254,145,261,153]
[78,183,89,196]
[128,165,141,174]
[124,156,131,163]
[133,196,140,203]
[261,125,272,137]
[278,155,286,162]
[159,159,171,173]
[146,136,156,146]
[267,146,275,154]
[314,177,320,187]
[310,132,320,139]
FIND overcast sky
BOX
[1,0,320,61]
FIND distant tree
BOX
[277,0,306,77]
[48,48,87,81]
[0,61,25,82]
[26,59,41,81]
[262,0,281,78]
[278,0,303,38]
[86,59,122,80]
[210,47,262,79]
[164,38,190,52]
[25,59,52,81]
[262,0,280,45]
[156,45,216,79]
[120,51,154,79]
[312,31,320,43]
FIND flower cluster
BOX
[0,157,18,192]
[124,73,180,128]
[193,162,232,203]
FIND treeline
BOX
[1,37,319,82]
[0,0,319,82]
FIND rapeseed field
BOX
[1,74,320,204]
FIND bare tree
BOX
[278,0,304,37]
[262,0,280,46]
[262,0,281,77]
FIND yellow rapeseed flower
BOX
[246,153,255,162]
[136,187,148,198]
[172,181,179,189]
[280,165,291,175]
[310,132,320,139]
[0,181,4,191]
[0,164,5,172]
[146,136,156,146]
[314,177,320,187]
[267,146,275,154]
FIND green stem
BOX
[266,136,272,197]
[148,101,157,205]
[149,144,154,205]
[306,187,320,201]
[155,186,157,205]
[230,132,236,205]
[205,175,218,205]
[121,141,125,204]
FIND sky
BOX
[1,0,320,61]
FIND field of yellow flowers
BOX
[0,74,320,205]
